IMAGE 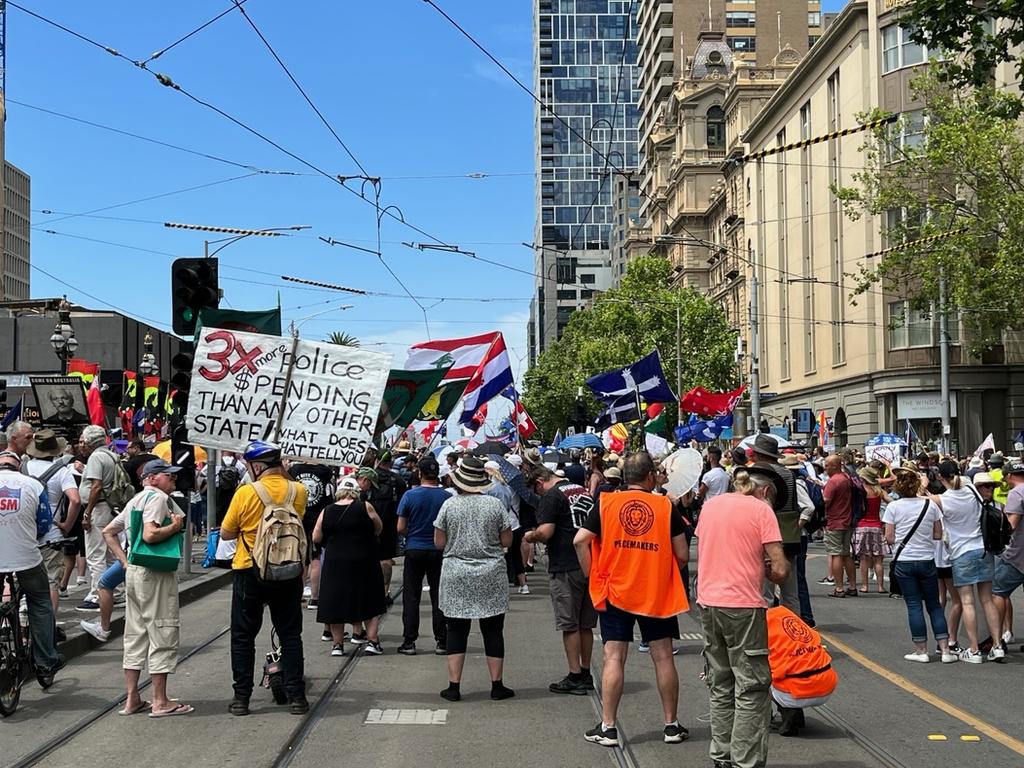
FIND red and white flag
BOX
[514,400,537,439]
[87,370,106,427]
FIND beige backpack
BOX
[245,481,308,582]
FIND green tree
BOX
[834,68,1024,352]
[326,331,360,346]
[905,0,1024,115]
[522,255,738,440]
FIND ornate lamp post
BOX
[48,296,78,375]
[139,332,158,377]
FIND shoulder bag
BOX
[888,499,930,598]
[128,492,183,572]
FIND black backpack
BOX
[970,486,1012,555]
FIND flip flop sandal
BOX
[845,588,859,596]
[828,590,846,598]
[149,703,194,718]
[118,701,151,716]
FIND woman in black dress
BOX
[313,477,386,656]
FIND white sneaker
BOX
[988,647,1006,663]
[870,572,877,582]
[80,620,110,643]
[959,648,984,664]
[302,585,312,599]
[518,584,530,595]
[1002,630,1015,645]
[940,652,959,663]
[903,651,930,663]
[76,576,87,586]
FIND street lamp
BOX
[49,296,78,374]
[139,332,158,377]
[289,304,354,337]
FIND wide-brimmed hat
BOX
[780,454,802,468]
[451,456,493,493]
[972,472,997,487]
[604,466,621,480]
[751,433,780,460]
[605,452,621,466]
[356,467,379,488]
[742,462,789,511]
[395,440,411,454]
[524,447,543,465]
[969,456,985,469]
[26,429,67,459]
[857,465,881,486]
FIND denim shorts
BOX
[598,601,679,644]
[98,560,126,591]
[951,548,994,588]
[993,560,1024,597]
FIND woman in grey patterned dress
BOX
[433,456,516,701]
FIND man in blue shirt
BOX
[397,456,452,655]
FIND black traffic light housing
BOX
[0,378,7,407]
[170,341,195,414]
[171,257,219,335]
[170,420,196,494]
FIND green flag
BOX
[644,410,666,435]
[416,378,469,423]
[377,367,453,432]
[195,307,282,339]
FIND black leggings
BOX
[445,614,506,657]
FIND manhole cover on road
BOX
[364,708,448,725]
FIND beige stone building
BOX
[739,0,1024,451]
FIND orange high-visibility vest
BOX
[588,490,689,618]
[767,606,838,700]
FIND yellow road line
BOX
[821,632,1024,757]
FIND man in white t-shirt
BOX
[697,446,730,503]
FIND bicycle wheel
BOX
[0,606,23,717]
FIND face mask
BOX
[222,456,234,466]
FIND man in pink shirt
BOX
[697,463,790,768]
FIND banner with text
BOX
[186,327,392,467]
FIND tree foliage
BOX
[521,255,738,440]
[905,0,1024,115]
[326,331,360,347]
[834,68,1024,353]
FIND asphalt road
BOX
[3,544,1023,768]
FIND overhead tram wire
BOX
[30,263,173,330]
[142,0,249,63]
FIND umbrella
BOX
[737,434,793,450]
[454,437,479,450]
[541,449,570,466]
[663,448,703,497]
[558,433,603,451]
[474,440,511,456]
[152,439,208,464]
[866,433,906,446]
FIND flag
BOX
[679,385,745,417]
[818,410,830,447]
[420,420,441,443]
[905,418,919,447]
[67,358,99,386]
[674,413,733,443]
[973,433,996,457]
[586,351,676,406]
[87,372,105,426]
[469,402,489,431]
[1,398,23,430]
[1014,429,1024,448]
[377,367,452,432]
[406,331,513,425]
[553,429,563,447]
[500,385,519,401]
[644,403,666,435]
[196,307,282,337]
[595,399,642,431]
[514,401,536,439]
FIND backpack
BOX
[244,480,308,582]
[846,471,868,526]
[98,448,136,512]
[969,485,1012,555]
[802,475,826,534]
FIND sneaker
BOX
[364,641,383,655]
[988,647,1006,663]
[584,723,620,747]
[228,696,250,716]
[303,585,312,599]
[903,651,930,663]
[578,671,595,690]
[58,586,69,598]
[549,675,588,696]
[1002,630,1014,645]
[289,696,310,715]
[306,599,318,611]
[350,631,368,645]
[75,576,87,586]
[397,642,417,656]
[663,722,690,743]
[960,648,984,664]
[80,620,110,643]
[36,655,66,688]
[435,642,447,656]
[940,652,959,663]
[525,563,535,573]
[948,641,963,654]
[321,629,333,642]
[817,575,835,585]
[75,600,100,612]
[638,641,650,653]
[518,584,530,595]
[331,643,345,657]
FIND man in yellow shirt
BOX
[221,441,309,717]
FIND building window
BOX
[726,11,756,28]
[580,273,596,284]
[809,35,820,47]
[727,36,756,52]
[881,24,927,73]
[808,11,821,26]
[706,105,725,149]
[799,101,811,140]
[888,300,960,348]
[557,289,577,301]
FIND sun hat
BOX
[356,467,379,488]
[140,459,184,479]
[451,456,494,493]
[857,465,881,486]
[751,433,780,460]
[604,466,621,480]
[26,429,68,459]
[395,440,411,454]
[780,454,802,467]
[969,456,985,469]
[972,472,997,487]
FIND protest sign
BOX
[186,327,392,467]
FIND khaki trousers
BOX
[700,606,772,768]
[123,564,180,674]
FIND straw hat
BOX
[972,472,997,487]
[857,465,881,486]
[26,429,67,459]
[451,456,494,493]
[604,466,621,481]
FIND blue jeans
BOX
[894,559,948,644]
[17,562,60,670]
[190,498,206,534]
[797,536,815,625]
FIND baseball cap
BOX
[141,459,184,479]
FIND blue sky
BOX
[13,0,849,395]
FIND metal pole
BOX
[939,270,951,455]
[749,272,761,434]
[206,448,218,533]
[675,303,682,398]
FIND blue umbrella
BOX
[866,433,906,446]
[559,432,603,450]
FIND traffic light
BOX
[170,420,195,494]
[171,257,219,335]
[0,378,7,407]
[170,341,194,414]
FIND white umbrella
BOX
[663,447,703,497]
